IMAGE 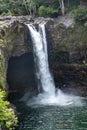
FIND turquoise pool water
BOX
[13,98,87,130]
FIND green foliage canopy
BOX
[38,5,58,17]
[0,0,80,16]
[74,6,87,21]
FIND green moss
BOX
[0,21,3,25]
[0,77,5,89]
[0,37,7,49]
[0,53,5,88]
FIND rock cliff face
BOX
[47,17,87,96]
[0,16,87,97]
[0,16,33,96]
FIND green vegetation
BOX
[0,0,25,15]
[0,50,5,89]
[0,0,87,130]
[0,0,81,17]
[38,6,58,17]
[0,21,3,25]
[74,6,87,21]
[0,38,18,130]
[0,90,18,130]
[0,0,86,19]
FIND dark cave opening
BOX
[7,52,38,98]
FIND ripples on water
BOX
[16,23,86,130]
[14,98,87,130]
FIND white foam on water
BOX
[26,89,83,107]
[21,23,83,107]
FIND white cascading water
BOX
[28,24,55,96]
[21,23,82,106]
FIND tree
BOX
[23,0,37,16]
[58,0,65,15]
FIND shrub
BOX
[74,6,87,21]
[38,6,48,17]
[0,0,25,16]
[38,5,58,17]
[0,90,18,130]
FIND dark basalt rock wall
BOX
[46,17,87,96]
[0,16,34,97]
[52,63,87,96]
[47,18,87,64]
[0,16,87,97]
[7,53,37,97]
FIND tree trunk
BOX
[59,0,65,15]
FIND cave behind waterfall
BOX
[7,52,37,97]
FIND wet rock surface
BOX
[0,16,87,97]
[52,63,87,96]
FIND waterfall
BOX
[21,23,82,107]
[27,24,55,96]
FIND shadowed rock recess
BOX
[0,16,87,97]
